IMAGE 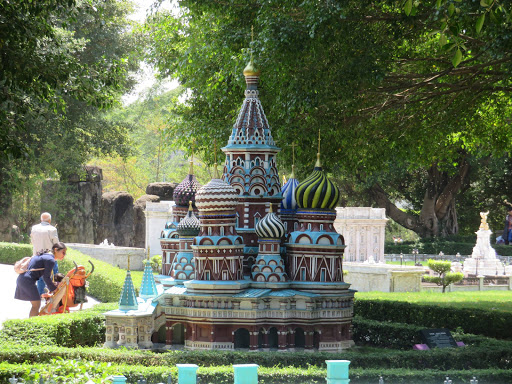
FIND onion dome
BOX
[295,154,340,210]
[243,58,261,77]
[173,161,202,207]
[281,165,299,211]
[255,204,285,239]
[177,201,201,236]
[195,166,239,212]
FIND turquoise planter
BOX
[233,364,259,384]
[111,376,127,384]
[177,364,199,384]
[326,360,350,384]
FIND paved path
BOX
[0,263,99,328]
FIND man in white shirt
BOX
[31,212,59,254]
[30,212,59,295]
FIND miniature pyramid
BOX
[140,259,158,299]
[119,269,138,311]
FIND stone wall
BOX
[41,165,103,244]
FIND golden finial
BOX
[188,200,193,212]
[269,203,273,213]
[243,26,261,76]
[315,129,322,168]
[282,174,287,184]
[189,140,195,175]
[127,255,130,271]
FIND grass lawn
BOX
[356,290,512,312]
[386,260,429,266]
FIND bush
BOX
[354,298,512,339]
[0,242,33,264]
[0,303,117,347]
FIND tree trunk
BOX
[369,161,470,238]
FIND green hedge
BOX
[385,237,512,256]
[0,242,33,264]
[354,299,512,339]
[2,359,512,384]
[0,303,116,347]
[3,359,512,384]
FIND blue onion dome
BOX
[177,201,201,236]
[281,165,299,211]
[295,154,340,210]
[173,161,202,207]
[195,164,239,212]
[255,204,285,239]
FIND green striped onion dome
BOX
[295,165,340,210]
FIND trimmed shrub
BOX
[354,299,512,339]
[0,303,116,347]
[0,242,33,264]
[3,360,512,384]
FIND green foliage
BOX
[143,0,512,239]
[150,254,162,273]
[356,290,512,312]
[0,0,141,232]
[354,297,512,339]
[92,88,214,199]
[0,304,116,348]
[423,259,464,292]
[0,242,33,264]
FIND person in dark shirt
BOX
[14,242,67,317]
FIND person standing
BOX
[503,206,512,245]
[14,242,67,317]
[30,212,59,294]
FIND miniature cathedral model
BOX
[104,57,355,351]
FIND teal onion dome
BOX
[255,206,285,239]
[295,161,340,210]
[177,202,201,237]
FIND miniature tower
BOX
[161,156,202,275]
[119,257,138,310]
[169,201,200,281]
[222,55,282,271]
[252,203,287,282]
[193,164,245,281]
[140,248,158,300]
[286,131,345,286]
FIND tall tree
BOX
[144,0,512,237]
[0,0,141,236]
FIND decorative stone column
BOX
[278,328,287,351]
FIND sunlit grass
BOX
[356,290,512,312]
